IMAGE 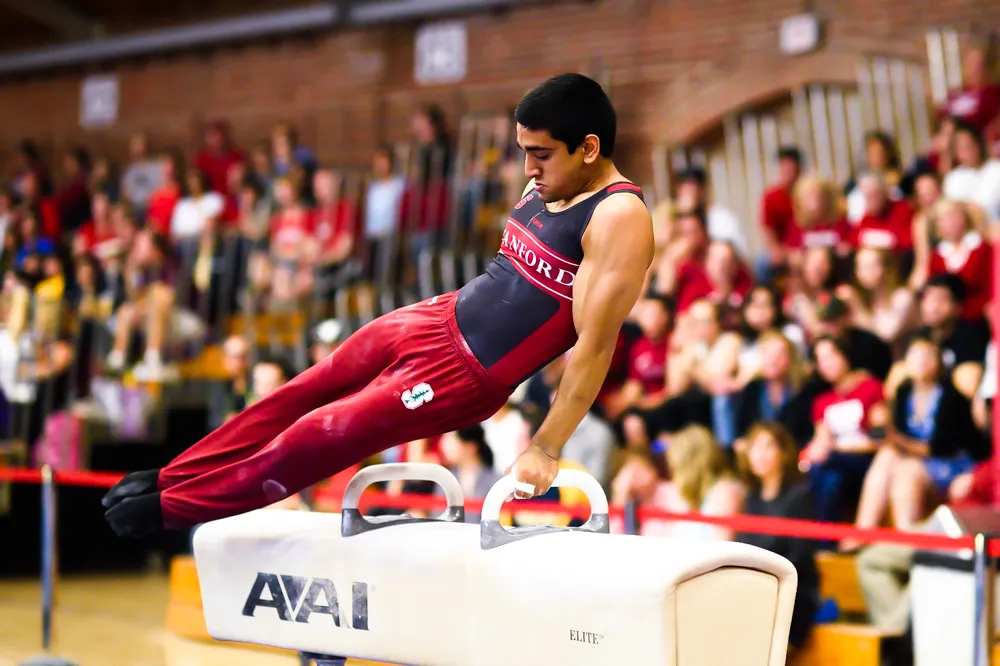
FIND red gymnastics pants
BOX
[156,292,513,529]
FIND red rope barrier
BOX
[1,466,994,554]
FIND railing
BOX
[0,465,996,666]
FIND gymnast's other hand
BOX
[507,443,559,499]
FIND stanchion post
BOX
[40,464,56,652]
[624,499,639,536]
[973,532,994,666]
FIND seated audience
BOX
[785,246,838,337]
[811,294,894,381]
[309,169,358,295]
[802,336,888,524]
[612,425,744,539]
[601,293,671,422]
[850,172,915,270]
[942,120,1000,223]
[438,424,501,522]
[735,284,806,385]
[758,147,803,278]
[908,169,944,290]
[890,274,989,398]
[674,166,749,257]
[838,247,916,349]
[928,198,993,324]
[845,131,903,224]
[853,336,987,542]
[734,330,816,448]
[788,174,851,260]
[734,422,819,649]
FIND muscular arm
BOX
[532,193,654,458]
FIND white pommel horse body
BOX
[192,463,798,666]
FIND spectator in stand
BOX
[271,124,317,184]
[73,191,125,262]
[850,172,915,272]
[802,336,888,524]
[611,425,744,540]
[601,293,672,422]
[674,166,749,258]
[89,157,119,203]
[54,148,92,239]
[837,247,917,350]
[788,175,851,263]
[928,198,993,325]
[208,334,251,430]
[734,422,819,649]
[757,146,802,281]
[734,330,816,448]
[0,189,13,252]
[942,121,1000,224]
[482,399,532,474]
[195,120,244,195]
[437,425,501,522]
[267,176,312,305]
[106,231,181,379]
[785,246,839,338]
[15,171,60,242]
[909,169,944,290]
[704,240,753,328]
[10,138,52,200]
[363,145,406,283]
[171,168,224,248]
[402,106,453,267]
[810,294,893,382]
[623,299,740,449]
[852,336,986,544]
[653,206,710,312]
[309,169,358,297]
[146,152,184,237]
[888,274,989,399]
[735,285,807,387]
[845,131,903,224]
[248,141,274,200]
[858,455,997,640]
[758,146,803,279]
[938,47,1000,154]
[120,133,162,221]
[15,213,56,272]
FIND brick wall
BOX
[0,0,997,183]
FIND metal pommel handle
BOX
[480,468,610,550]
[341,463,465,537]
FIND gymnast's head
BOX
[514,73,616,202]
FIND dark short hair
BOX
[675,205,708,229]
[923,273,966,304]
[515,73,617,157]
[454,424,494,469]
[676,165,707,187]
[777,146,803,165]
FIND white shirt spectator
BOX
[364,176,406,239]
[943,159,1000,222]
[170,192,225,240]
[482,406,529,473]
[560,411,616,488]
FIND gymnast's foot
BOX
[101,468,161,509]
[105,491,164,538]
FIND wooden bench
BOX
[816,552,867,616]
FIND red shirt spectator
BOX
[929,233,993,322]
[311,200,357,260]
[270,208,311,260]
[195,121,245,194]
[850,200,914,251]
[627,334,668,395]
[812,376,884,448]
[761,185,797,247]
[146,185,180,236]
[940,84,1000,137]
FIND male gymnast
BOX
[103,72,654,537]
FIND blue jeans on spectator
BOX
[712,393,736,448]
[808,451,874,524]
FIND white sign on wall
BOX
[414,21,467,85]
[80,75,119,128]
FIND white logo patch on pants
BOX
[401,382,434,410]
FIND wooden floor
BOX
[0,573,299,666]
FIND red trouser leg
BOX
[157,318,394,490]
[160,371,431,529]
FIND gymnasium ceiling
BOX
[0,0,322,54]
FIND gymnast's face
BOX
[518,125,598,203]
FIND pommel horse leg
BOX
[299,653,346,666]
